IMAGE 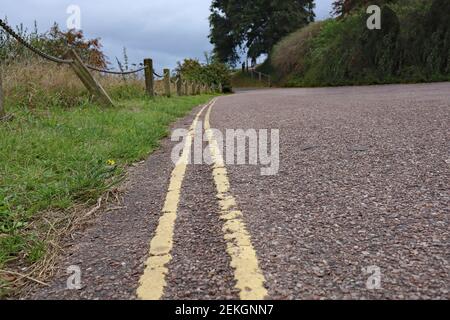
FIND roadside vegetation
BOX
[230,71,271,89]
[0,22,218,296]
[271,0,450,86]
[0,95,213,281]
[176,56,232,92]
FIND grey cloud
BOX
[1,0,333,70]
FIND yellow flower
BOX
[107,159,116,166]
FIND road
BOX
[31,83,449,300]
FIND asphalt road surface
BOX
[31,83,449,300]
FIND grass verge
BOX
[0,94,215,296]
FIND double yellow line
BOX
[137,98,267,300]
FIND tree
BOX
[209,9,240,64]
[209,0,315,65]
[332,0,356,16]
[332,0,394,17]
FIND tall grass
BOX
[0,58,172,111]
[272,21,325,78]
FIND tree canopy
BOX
[209,0,315,65]
[332,0,394,16]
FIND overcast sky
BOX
[1,0,334,71]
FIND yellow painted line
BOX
[137,101,212,300]
[204,98,268,300]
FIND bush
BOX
[0,21,107,68]
[270,0,450,86]
[176,58,232,92]
[0,22,147,112]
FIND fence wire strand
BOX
[153,71,163,78]
[1,18,220,94]
[86,64,147,75]
[1,18,148,75]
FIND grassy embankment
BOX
[0,59,215,295]
[269,0,450,87]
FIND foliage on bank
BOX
[271,0,450,86]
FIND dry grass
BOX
[2,60,87,109]
[3,61,82,92]
[271,21,325,77]
[15,188,124,297]
[0,58,172,111]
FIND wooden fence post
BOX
[65,49,113,107]
[184,80,189,96]
[176,76,182,96]
[144,58,154,97]
[163,69,171,97]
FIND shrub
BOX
[270,0,450,86]
[0,21,107,68]
[175,58,232,92]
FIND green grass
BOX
[0,95,215,269]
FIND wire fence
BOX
[248,68,272,87]
[86,64,147,75]
[0,18,220,109]
[153,71,163,78]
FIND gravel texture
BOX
[29,83,449,300]
[163,158,239,300]
[210,83,449,300]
